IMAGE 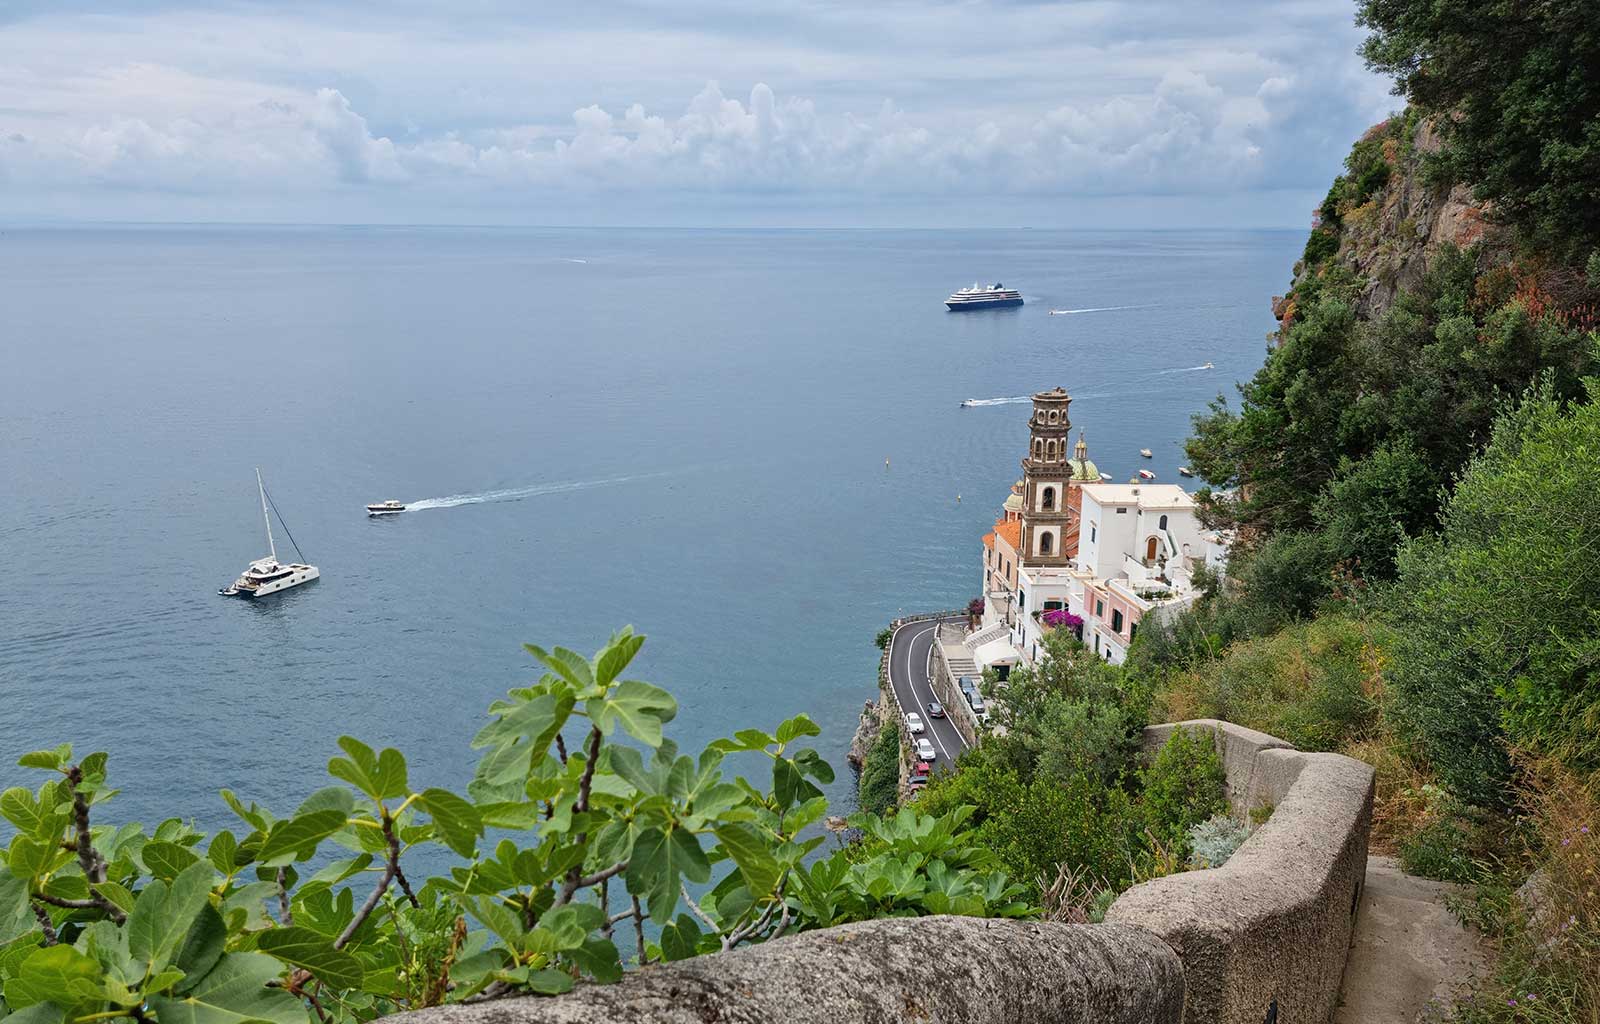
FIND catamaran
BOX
[219,469,319,598]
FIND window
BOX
[1033,439,1044,459]
[1095,600,1104,617]
[1042,486,1056,511]
[1159,514,1168,530]
[1044,600,1063,611]
[1111,609,1124,633]
[1090,526,1097,543]
[1093,634,1100,653]
[1130,623,1138,644]
[1116,507,1127,514]
[1039,532,1054,556]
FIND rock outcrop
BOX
[846,694,886,770]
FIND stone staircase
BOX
[963,622,1010,651]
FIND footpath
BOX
[1335,855,1489,1023]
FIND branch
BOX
[384,813,420,909]
[334,812,400,949]
[34,893,99,910]
[276,867,293,926]
[553,728,605,907]
[65,764,126,924]
[679,882,719,935]
[555,733,568,765]
[631,895,649,965]
[598,876,612,939]
[722,871,792,951]
[31,902,58,945]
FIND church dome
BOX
[1067,433,1098,481]
[1003,491,1024,513]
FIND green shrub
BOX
[1139,727,1229,860]
[873,627,893,650]
[1302,227,1341,267]
[0,630,1031,1023]
[1186,814,1250,870]
[857,719,902,815]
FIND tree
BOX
[1358,0,1600,257]
[1390,380,1600,806]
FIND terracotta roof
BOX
[982,533,995,549]
[993,519,1022,550]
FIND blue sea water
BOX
[0,225,1298,829]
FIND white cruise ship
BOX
[945,283,1024,311]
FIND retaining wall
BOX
[394,719,1373,1024]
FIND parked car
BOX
[959,675,979,697]
[915,737,937,761]
[926,701,945,719]
[966,690,986,714]
[911,761,932,775]
[904,711,925,735]
[907,772,929,787]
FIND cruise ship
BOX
[945,283,1023,311]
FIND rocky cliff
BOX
[1274,112,1511,335]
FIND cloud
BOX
[0,1,1396,222]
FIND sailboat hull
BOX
[220,565,320,598]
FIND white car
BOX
[915,737,937,761]
[904,712,925,735]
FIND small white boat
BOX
[960,399,978,408]
[1139,448,1153,458]
[1178,466,1195,477]
[1099,472,1113,481]
[1138,469,1156,481]
[1202,362,1214,369]
[1048,309,1069,316]
[220,470,319,598]
[366,500,406,516]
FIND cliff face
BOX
[1275,113,1511,334]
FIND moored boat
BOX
[1139,448,1153,458]
[220,469,319,598]
[1178,466,1194,477]
[366,499,406,516]
[1138,469,1156,480]
[945,283,1023,311]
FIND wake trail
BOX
[960,396,1032,407]
[1155,364,1216,375]
[407,470,674,511]
[1046,304,1154,315]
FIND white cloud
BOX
[0,1,1396,222]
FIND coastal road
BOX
[886,617,970,767]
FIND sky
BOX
[0,1,1399,228]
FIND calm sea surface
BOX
[0,226,1297,829]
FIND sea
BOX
[0,225,1299,835]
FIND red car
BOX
[911,761,932,775]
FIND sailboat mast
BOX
[256,467,278,560]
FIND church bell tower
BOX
[1020,387,1073,567]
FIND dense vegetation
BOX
[0,630,1031,1024]
[915,631,1230,912]
[1143,2,1600,1017]
[855,720,901,816]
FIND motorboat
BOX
[1138,469,1156,480]
[366,500,406,516]
[1099,472,1112,481]
[1139,448,1153,458]
[1202,362,1214,369]
[220,469,319,598]
[1178,466,1195,477]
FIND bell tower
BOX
[1020,387,1073,567]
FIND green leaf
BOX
[16,748,67,772]
[146,952,306,1024]
[2,945,101,1010]
[256,810,348,867]
[792,748,836,785]
[670,827,711,884]
[771,757,803,811]
[587,680,677,747]
[256,927,365,990]
[2,1003,66,1024]
[0,789,50,837]
[143,840,202,880]
[713,823,781,896]
[524,644,594,690]
[172,904,228,993]
[6,837,51,879]
[207,832,239,875]
[593,628,645,686]
[128,861,214,974]
[524,969,575,995]
[218,790,269,833]
[569,938,623,983]
[306,854,373,887]
[659,913,702,962]
[327,739,408,802]
[416,789,482,858]
[0,867,34,943]
[93,880,137,917]
[463,896,525,949]
[775,714,821,745]
[294,787,356,819]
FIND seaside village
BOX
[970,387,1229,675]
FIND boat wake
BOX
[1047,304,1151,315]
[561,258,589,264]
[960,396,1032,408]
[406,471,671,511]
[1155,363,1216,374]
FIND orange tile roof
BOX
[993,519,1022,550]
[982,533,995,549]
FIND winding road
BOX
[886,617,970,765]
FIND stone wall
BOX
[392,720,1373,1024]
[1107,721,1376,1024]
